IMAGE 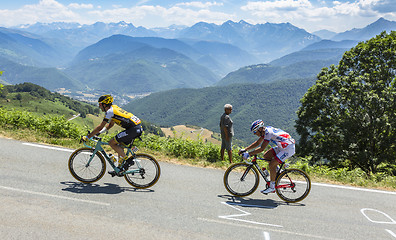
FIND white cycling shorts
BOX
[271,144,295,163]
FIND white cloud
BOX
[175,1,224,8]
[0,0,81,26]
[87,5,233,27]
[240,0,393,31]
[68,3,94,9]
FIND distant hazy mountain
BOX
[178,20,321,62]
[151,24,188,39]
[16,20,321,63]
[16,21,158,55]
[66,35,218,94]
[332,18,396,41]
[0,27,71,67]
[301,40,358,51]
[0,57,83,91]
[72,35,258,77]
[312,30,337,39]
[182,39,259,76]
[70,35,195,64]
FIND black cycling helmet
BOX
[98,94,113,105]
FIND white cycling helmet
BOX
[250,119,264,133]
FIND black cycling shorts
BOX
[114,125,142,145]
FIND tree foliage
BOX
[296,31,396,175]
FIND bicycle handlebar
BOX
[82,134,109,148]
[239,155,272,164]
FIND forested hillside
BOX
[0,82,98,118]
[125,77,316,144]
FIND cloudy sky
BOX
[0,0,395,33]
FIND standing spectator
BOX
[220,104,234,163]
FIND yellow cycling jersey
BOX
[103,105,141,129]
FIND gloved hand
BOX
[242,152,250,160]
[80,135,89,143]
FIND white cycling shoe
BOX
[261,187,275,194]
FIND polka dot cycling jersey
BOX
[262,126,295,149]
[103,105,141,129]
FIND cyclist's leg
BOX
[262,148,281,182]
[262,147,291,194]
[267,144,295,181]
[109,137,127,159]
[114,125,142,168]
[260,148,279,193]
[110,125,142,158]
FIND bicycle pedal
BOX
[108,171,117,177]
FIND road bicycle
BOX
[68,135,160,189]
[223,155,311,203]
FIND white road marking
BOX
[361,208,396,224]
[361,208,396,239]
[198,218,343,240]
[263,231,270,240]
[385,229,396,238]
[22,142,75,153]
[219,202,283,228]
[312,182,396,195]
[0,185,110,206]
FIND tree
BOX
[296,31,396,175]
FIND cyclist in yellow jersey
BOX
[82,95,143,173]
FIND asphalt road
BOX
[1,137,396,240]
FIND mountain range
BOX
[0,18,393,93]
[1,18,395,142]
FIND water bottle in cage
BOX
[109,154,117,163]
[262,167,269,177]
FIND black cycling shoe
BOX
[122,156,135,171]
[108,170,123,177]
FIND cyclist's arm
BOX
[107,120,115,130]
[248,139,269,156]
[245,137,264,152]
[88,120,107,138]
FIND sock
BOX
[118,156,127,167]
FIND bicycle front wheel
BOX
[275,168,311,203]
[223,162,259,197]
[124,153,160,189]
[68,148,106,183]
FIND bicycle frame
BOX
[83,136,141,176]
[245,155,289,189]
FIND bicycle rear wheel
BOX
[68,148,106,183]
[275,168,311,203]
[124,153,160,189]
[223,162,259,197]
